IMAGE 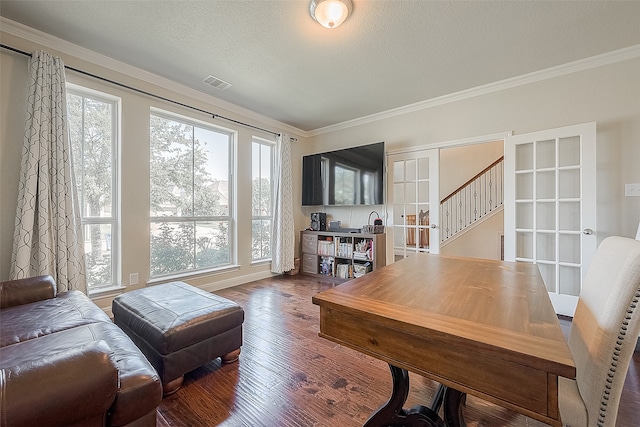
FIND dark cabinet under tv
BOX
[300,230,386,280]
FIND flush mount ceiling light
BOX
[309,0,353,28]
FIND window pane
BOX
[252,219,272,260]
[194,127,229,217]
[68,94,114,218]
[150,221,195,275]
[260,145,272,215]
[252,142,261,216]
[68,93,84,203]
[252,145,272,217]
[150,115,194,217]
[67,88,118,293]
[252,140,274,261]
[196,220,230,268]
[83,223,113,289]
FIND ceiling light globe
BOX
[310,0,352,29]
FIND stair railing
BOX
[440,156,504,242]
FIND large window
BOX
[251,139,274,261]
[67,86,119,292]
[150,111,233,277]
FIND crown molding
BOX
[0,17,307,138]
[308,44,640,137]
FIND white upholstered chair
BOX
[558,236,640,427]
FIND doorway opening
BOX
[439,140,504,260]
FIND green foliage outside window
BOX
[67,92,115,290]
[150,114,231,276]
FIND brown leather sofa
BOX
[0,275,163,427]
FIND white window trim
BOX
[251,137,276,262]
[66,83,121,293]
[149,108,236,278]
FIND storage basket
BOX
[362,211,384,234]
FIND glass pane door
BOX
[386,149,439,261]
[505,123,596,316]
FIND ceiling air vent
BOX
[203,75,232,90]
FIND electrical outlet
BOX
[129,273,139,285]
[625,183,640,197]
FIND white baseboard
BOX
[198,270,279,293]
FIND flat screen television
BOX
[302,142,384,206]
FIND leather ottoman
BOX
[112,281,244,396]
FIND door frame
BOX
[384,132,511,265]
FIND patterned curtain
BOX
[10,51,87,293]
[271,133,295,273]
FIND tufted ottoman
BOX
[112,281,244,396]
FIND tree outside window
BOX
[67,88,119,292]
[150,112,232,276]
[252,139,274,261]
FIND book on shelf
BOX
[336,242,353,258]
[317,240,334,256]
[353,252,368,260]
[336,263,351,279]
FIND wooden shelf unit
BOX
[300,230,386,280]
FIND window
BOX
[67,86,120,292]
[150,111,233,277]
[251,139,274,261]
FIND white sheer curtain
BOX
[271,133,295,273]
[10,51,87,293]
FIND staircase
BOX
[440,156,504,244]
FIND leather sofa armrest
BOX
[0,340,118,427]
[0,275,56,309]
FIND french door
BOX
[386,149,440,262]
[504,123,596,316]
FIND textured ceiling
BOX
[2,0,640,132]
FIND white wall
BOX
[441,211,504,260]
[440,140,503,199]
[296,57,640,258]
[0,46,30,282]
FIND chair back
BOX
[568,236,640,426]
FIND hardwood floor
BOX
[156,275,640,427]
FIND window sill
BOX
[147,264,242,285]
[89,285,126,300]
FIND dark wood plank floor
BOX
[156,275,640,427]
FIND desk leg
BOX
[443,388,467,427]
[430,383,446,414]
[363,364,444,427]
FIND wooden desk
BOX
[312,254,576,426]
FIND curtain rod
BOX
[1,43,296,140]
